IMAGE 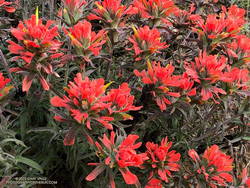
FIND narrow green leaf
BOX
[15,156,43,173]
[0,138,26,147]
[242,137,250,141]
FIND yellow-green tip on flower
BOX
[132,25,139,38]
[103,81,113,91]
[35,6,39,25]
[95,2,104,10]
[147,60,153,71]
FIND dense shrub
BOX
[0,0,250,187]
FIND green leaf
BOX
[0,138,27,147]
[15,156,44,174]
[242,137,250,141]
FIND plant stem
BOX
[0,49,18,89]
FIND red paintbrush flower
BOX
[177,73,196,99]
[8,14,63,92]
[64,20,106,62]
[188,145,233,188]
[184,51,231,103]
[103,82,142,117]
[86,131,148,187]
[226,67,249,91]
[87,0,137,28]
[188,149,200,162]
[194,14,228,40]
[226,35,250,65]
[145,137,180,185]
[145,178,162,188]
[50,73,113,131]
[193,5,245,44]
[128,26,169,60]
[132,0,179,25]
[116,134,147,168]
[225,5,246,33]
[0,0,16,13]
[50,74,141,145]
[0,73,10,91]
[0,73,13,100]
[134,61,180,111]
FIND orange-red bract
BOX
[192,5,246,42]
[50,73,142,145]
[0,0,16,13]
[64,20,106,62]
[8,15,63,92]
[128,26,168,60]
[50,73,113,131]
[188,145,233,187]
[116,134,147,168]
[102,83,142,116]
[184,51,230,103]
[132,0,179,25]
[226,35,250,65]
[145,178,162,188]
[134,61,181,111]
[145,137,180,186]
[226,67,249,90]
[87,0,137,28]
[86,132,147,187]
[0,73,12,100]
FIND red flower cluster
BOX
[51,74,112,130]
[116,134,148,184]
[64,20,106,62]
[132,0,179,25]
[177,73,196,101]
[128,26,169,60]
[135,52,248,110]
[86,132,148,187]
[226,67,249,91]
[8,14,62,64]
[4,1,250,187]
[193,5,246,42]
[50,73,141,132]
[0,0,16,13]
[226,35,250,65]
[0,73,10,91]
[0,73,12,100]
[145,137,180,187]
[225,5,246,32]
[185,51,249,103]
[184,51,230,103]
[188,145,233,187]
[8,14,63,92]
[102,83,142,115]
[88,0,137,28]
[134,61,180,111]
